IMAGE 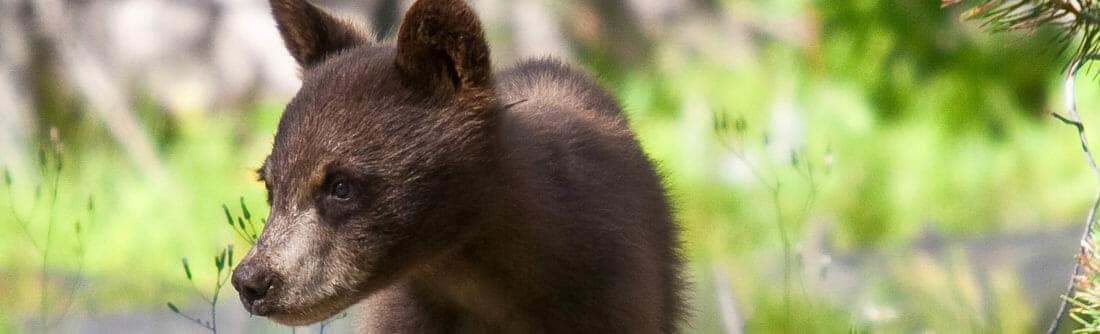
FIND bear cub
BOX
[231,0,685,332]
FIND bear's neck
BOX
[401,115,561,330]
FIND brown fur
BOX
[270,0,370,66]
[232,0,685,332]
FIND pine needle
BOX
[946,0,1100,60]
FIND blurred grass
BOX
[3,0,1100,332]
[0,104,279,317]
[620,50,1090,330]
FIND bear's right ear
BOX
[270,0,368,68]
[395,0,492,95]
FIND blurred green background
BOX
[0,0,1096,332]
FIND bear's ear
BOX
[270,0,369,68]
[395,0,492,94]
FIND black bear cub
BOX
[231,0,685,332]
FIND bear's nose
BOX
[232,262,279,311]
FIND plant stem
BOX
[4,185,42,252]
[1047,53,1100,334]
[38,160,61,332]
[770,183,793,316]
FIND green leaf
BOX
[215,253,225,272]
[237,217,245,231]
[223,204,234,227]
[87,196,95,212]
[166,302,180,314]
[227,245,235,268]
[2,166,10,187]
[240,197,251,220]
[181,258,192,281]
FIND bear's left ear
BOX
[395,0,492,94]
[270,0,369,68]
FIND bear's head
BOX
[231,0,496,325]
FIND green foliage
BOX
[1066,289,1100,332]
[166,198,344,332]
[226,199,263,245]
[164,197,264,332]
[0,104,277,315]
[1,130,92,332]
[1063,229,1100,333]
[746,293,861,333]
[820,0,1060,130]
[166,244,234,333]
[612,2,1083,329]
[182,258,192,281]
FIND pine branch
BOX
[1047,54,1100,334]
[945,0,1100,60]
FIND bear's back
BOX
[493,59,684,332]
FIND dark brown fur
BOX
[232,0,685,332]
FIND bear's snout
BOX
[232,260,281,315]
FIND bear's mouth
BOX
[238,290,279,317]
[241,288,360,326]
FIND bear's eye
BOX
[316,172,365,220]
[329,177,352,200]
